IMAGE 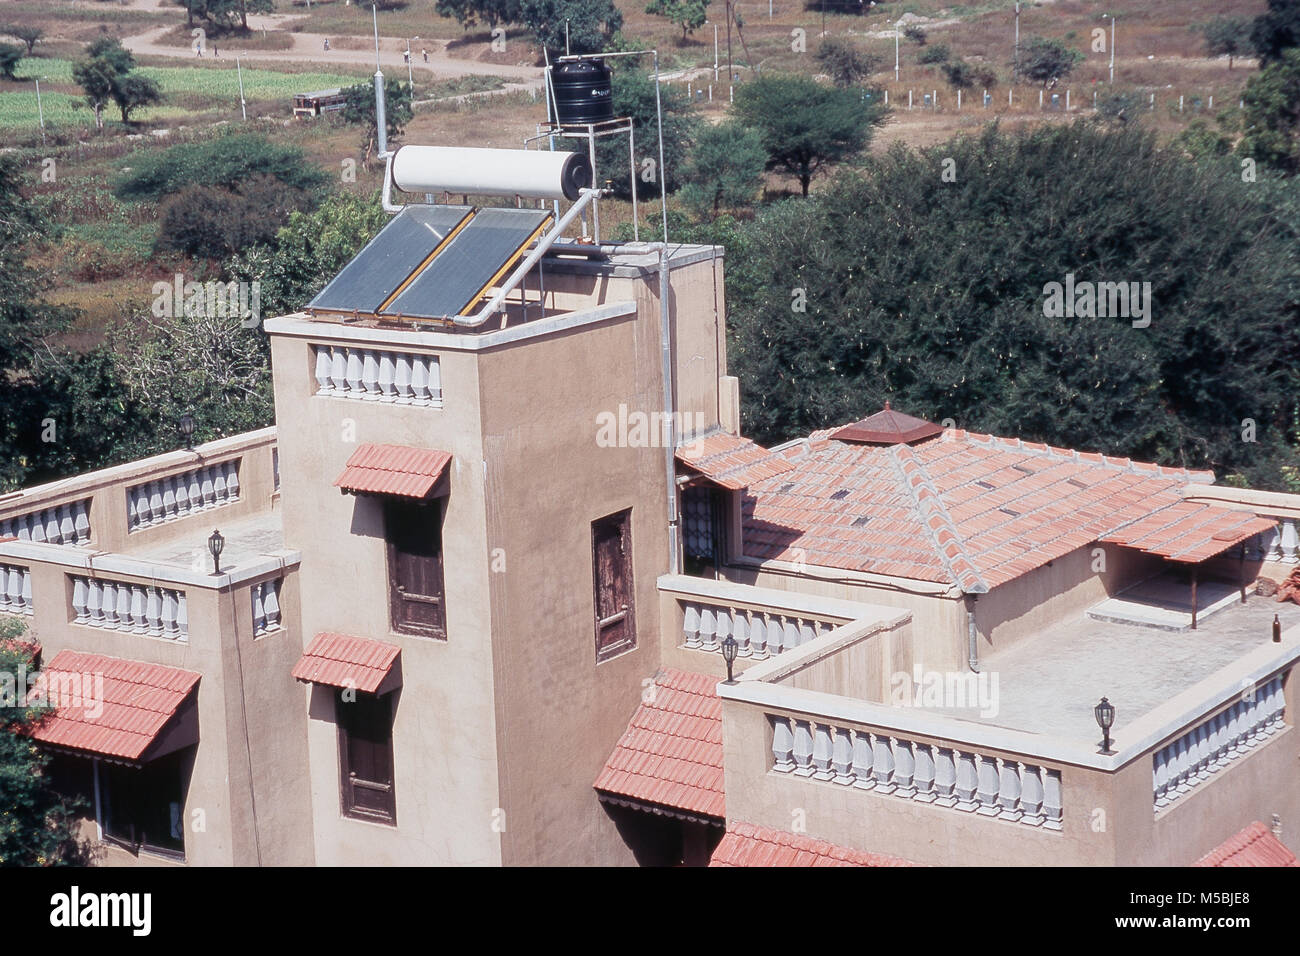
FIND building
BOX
[2,158,1298,867]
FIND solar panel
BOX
[381,207,552,320]
[307,205,473,314]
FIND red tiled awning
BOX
[831,403,944,446]
[26,650,200,763]
[710,821,918,867]
[1195,821,1298,867]
[594,668,724,821]
[1101,502,1278,564]
[333,443,452,499]
[292,632,401,695]
[675,432,795,492]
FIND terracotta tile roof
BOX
[594,668,724,820]
[1195,822,1298,867]
[710,821,918,867]
[26,650,200,762]
[676,431,796,491]
[292,632,401,695]
[333,443,452,499]
[832,403,944,445]
[741,423,1243,590]
[1100,501,1278,563]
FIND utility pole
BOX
[1109,14,1115,83]
[1014,2,1020,78]
[235,57,246,120]
[34,77,45,145]
[714,23,719,81]
[895,20,900,81]
[726,0,733,86]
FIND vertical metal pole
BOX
[1110,16,1115,84]
[34,78,45,144]
[1240,545,1248,604]
[1014,3,1020,77]
[373,6,387,156]
[895,22,899,81]
[1190,567,1199,630]
[406,39,413,88]
[714,25,719,81]
[654,51,669,245]
[565,20,570,56]
[587,124,599,242]
[236,57,247,121]
[92,757,103,841]
[629,122,639,242]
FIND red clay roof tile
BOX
[292,632,400,694]
[676,432,796,491]
[594,668,724,819]
[26,650,200,761]
[710,821,918,867]
[333,443,451,499]
[1195,822,1298,867]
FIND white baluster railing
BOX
[681,600,845,660]
[127,461,240,531]
[313,345,443,408]
[770,714,1064,830]
[71,576,188,642]
[0,499,92,547]
[0,564,33,615]
[251,578,283,637]
[1152,672,1288,810]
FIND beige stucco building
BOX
[3,174,1298,868]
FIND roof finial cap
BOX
[884,400,891,410]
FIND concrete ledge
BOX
[657,573,899,623]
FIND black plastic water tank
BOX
[552,58,614,127]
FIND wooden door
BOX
[385,498,445,638]
[593,510,635,661]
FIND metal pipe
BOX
[967,596,980,673]
[462,188,601,326]
[658,243,679,573]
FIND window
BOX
[592,509,636,662]
[338,691,397,825]
[682,486,727,579]
[384,498,446,638]
[99,749,190,858]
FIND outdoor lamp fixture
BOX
[208,529,225,575]
[178,413,196,450]
[721,634,739,684]
[1094,697,1116,755]
[1274,613,1283,643]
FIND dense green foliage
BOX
[1014,36,1082,86]
[71,37,161,129]
[156,175,320,259]
[917,44,951,66]
[644,0,709,41]
[722,122,1300,487]
[1200,16,1254,69]
[1252,0,1300,64]
[0,24,42,56]
[733,74,886,196]
[596,68,697,200]
[1240,48,1300,175]
[519,0,623,56]
[115,134,329,201]
[0,622,89,867]
[0,44,22,80]
[679,121,766,218]
[816,36,881,88]
[435,0,523,28]
[173,0,274,32]
[342,77,413,150]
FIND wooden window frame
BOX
[337,690,397,826]
[592,508,636,663]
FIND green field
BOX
[0,57,368,129]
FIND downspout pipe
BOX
[966,594,980,673]
[658,243,679,574]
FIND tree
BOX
[903,25,926,46]
[917,44,951,65]
[679,121,766,218]
[723,122,1300,488]
[0,43,21,80]
[116,133,330,201]
[942,59,995,90]
[595,68,697,200]
[1014,36,1082,86]
[1240,48,1300,175]
[0,623,90,866]
[519,0,623,56]
[816,35,881,88]
[172,0,275,33]
[1252,0,1300,65]
[1,24,43,56]
[434,0,522,28]
[1200,16,1253,70]
[156,174,319,259]
[71,56,116,130]
[113,72,162,124]
[645,0,709,42]
[733,74,887,196]
[342,78,413,152]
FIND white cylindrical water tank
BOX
[390,145,592,202]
